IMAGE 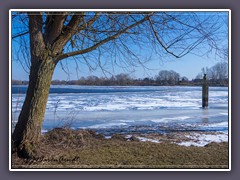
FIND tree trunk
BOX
[12,57,56,158]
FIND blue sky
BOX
[11,11,229,81]
[12,51,222,81]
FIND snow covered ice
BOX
[12,85,229,146]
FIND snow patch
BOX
[176,132,228,147]
[136,137,160,143]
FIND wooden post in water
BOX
[202,74,208,108]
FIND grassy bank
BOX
[12,128,229,169]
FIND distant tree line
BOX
[12,62,228,87]
[12,80,29,85]
[194,62,228,86]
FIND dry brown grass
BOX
[11,128,229,169]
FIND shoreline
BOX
[12,128,229,169]
[40,125,228,147]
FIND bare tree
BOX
[209,62,228,81]
[115,73,132,85]
[196,62,228,81]
[155,70,180,85]
[11,11,228,158]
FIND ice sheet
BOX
[12,86,229,137]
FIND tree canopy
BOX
[12,11,228,76]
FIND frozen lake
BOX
[12,85,229,146]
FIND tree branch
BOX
[78,12,100,32]
[51,13,98,53]
[148,17,181,58]
[12,31,29,39]
[28,12,45,59]
[57,13,153,61]
[44,12,68,45]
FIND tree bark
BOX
[12,57,56,158]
